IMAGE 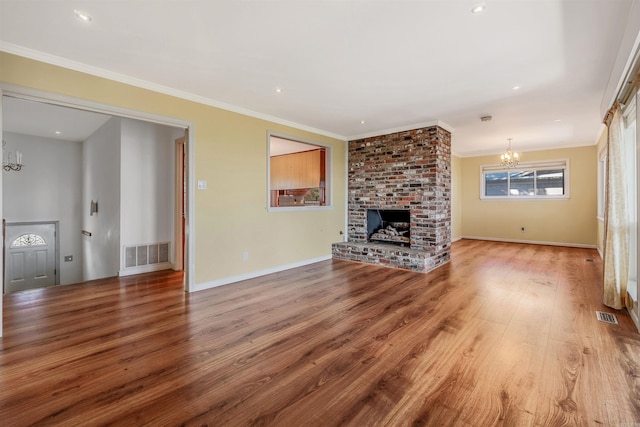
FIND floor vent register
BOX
[596,311,619,325]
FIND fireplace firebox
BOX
[367,209,410,246]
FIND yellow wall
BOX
[0,52,347,287]
[451,155,463,240]
[461,145,597,246]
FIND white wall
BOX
[82,117,121,280]
[83,117,180,279]
[3,131,83,285]
[3,118,180,284]
[120,119,179,265]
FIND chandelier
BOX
[3,139,24,172]
[500,138,519,168]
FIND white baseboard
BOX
[193,255,332,292]
[451,236,463,243]
[626,288,640,332]
[629,307,640,333]
[119,262,174,277]
[461,236,597,249]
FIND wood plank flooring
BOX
[1,240,639,426]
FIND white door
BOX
[5,223,57,293]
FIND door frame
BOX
[4,220,60,291]
[174,135,186,272]
[1,88,4,336]
[0,83,196,295]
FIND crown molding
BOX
[347,119,455,141]
[599,0,640,119]
[456,140,596,158]
[0,42,347,142]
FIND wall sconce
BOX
[90,200,98,216]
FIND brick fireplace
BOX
[332,123,451,273]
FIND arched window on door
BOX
[10,233,47,248]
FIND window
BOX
[481,160,569,199]
[622,96,637,304]
[267,132,331,209]
[11,233,47,248]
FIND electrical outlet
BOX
[242,251,249,261]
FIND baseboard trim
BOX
[194,255,332,292]
[629,307,640,333]
[461,236,597,249]
[119,262,174,277]
[626,288,640,332]
[451,236,463,243]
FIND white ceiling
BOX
[270,136,320,157]
[3,97,111,142]
[0,0,635,156]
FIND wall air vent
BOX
[124,242,170,269]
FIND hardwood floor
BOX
[1,240,639,426]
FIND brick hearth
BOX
[332,124,451,273]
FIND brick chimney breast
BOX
[332,124,451,273]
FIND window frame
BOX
[597,146,607,221]
[480,159,570,200]
[10,233,47,248]
[266,131,333,211]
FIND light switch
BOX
[197,180,207,190]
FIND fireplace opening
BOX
[367,209,410,246]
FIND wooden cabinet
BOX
[270,149,322,190]
[270,155,292,190]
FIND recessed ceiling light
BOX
[360,120,365,124]
[74,10,92,22]
[55,131,61,135]
[554,119,562,122]
[471,3,486,14]
[275,87,282,93]
[512,85,521,90]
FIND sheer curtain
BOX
[603,103,629,309]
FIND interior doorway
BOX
[1,88,193,294]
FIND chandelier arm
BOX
[2,139,24,172]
